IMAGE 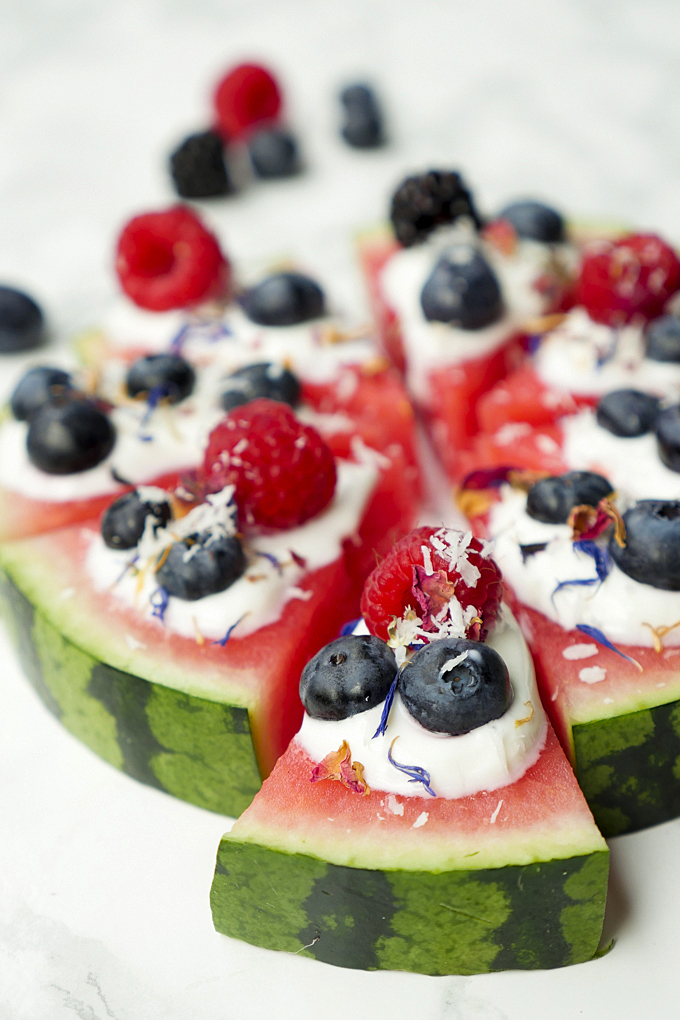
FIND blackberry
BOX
[169,130,234,199]
[389,170,482,247]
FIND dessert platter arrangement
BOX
[6,51,680,1007]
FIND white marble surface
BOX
[3,1,680,1016]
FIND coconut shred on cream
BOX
[297,606,547,800]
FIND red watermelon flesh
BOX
[477,364,595,434]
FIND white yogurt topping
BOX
[486,237,578,321]
[84,458,377,640]
[489,486,680,647]
[297,606,547,800]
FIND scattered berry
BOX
[340,83,384,149]
[126,353,196,404]
[420,246,503,329]
[300,634,397,720]
[390,170,482,248]
[27,400,115,475]
[526,471,613,524]
[169,130,233,199]
[213,63,282,139]
[360,526,503,644]
[156,530,246,600]
[202,398,337,530]
[101,489,172,550]
[10,366,75,422]
[609,500,680,590]
[241,272,325,326]
[248,127,299,178]
[220,361,300,412]
[655,404,680,472]
[0,285,45,353]
[596,389,660,438]
[646,314,680,362]
[399,637,512,735]
[115,206,229,312]
[496,200,565,243]
[576,233,680,326]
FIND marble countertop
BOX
[2,1,680,1016]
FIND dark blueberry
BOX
[340,84,384,149]
[390,170,482,248]
[248,127,300,178]
[646,315,680,363]
[10,366,76,421]
[420,246,503,330]
[299,634,397,721]
[526,471,613,524]
[399,638,512,736]
[609,500,680,590]
[655,404,680,472]
[220,361,301,412]
[0,286,45,354]
[126,354,195,404]
[101,490,172,550]
[241,272,325,326]
[155,530,246,601]
[497,200,565,243]
[27,400,115,474]
[169,130,234,199]
[596,389,660,438]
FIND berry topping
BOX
[0,286,45,353]
[248,127,299,178]
[399,638,512,736]
[596,389,660,438]
[10,366,75,422]
[27,400,115,475]
[360,526,502,645]
[646,314,680,362]
[156,530,246,601]
[101,489,172,550]
[496,200,565,243]
[202,398,336,530]
[115,206,229,312]
[213,63,282,139]
[220,361,300,412]
[609,500,680,590]
[526,471,613,525]
[169,130,233,199]
[126,353,196,404]
[576,233,680,327]
[389,170,482,248]
[339,84,384,149]
[299,634,397,720]
[655,405,680,472]
[240,272,325,326]
[420,246,503,330]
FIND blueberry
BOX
[655,404,680,472]
[220,361,301,412]
[497,200,565,243]
[340,84,384,149]
[10,366,76,421]
[27,400,115,474]
[241,272,325,326]
[101,490,172,550]
[420,246,503,330]
[155,530,246,601]
[0,286,45,353]
[526,471,613,524]
[299,634,397,721]
[596,389,660,438]
[646,315,680,363]
[609,500,680,590]
[126,354,195,404]
[248,128,300,178]
[398,638,512,736]
[169,130,234,199]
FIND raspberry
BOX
[202,398,337,530]
[576,233,680,326]
[214,63,282,140]
[360,526,502,643]
[115,206,229,312]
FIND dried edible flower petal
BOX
[310,741,370,795]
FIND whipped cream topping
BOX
[486,236,578,322]
[297,605,547,800]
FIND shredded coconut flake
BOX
[385,793,404,816]
[412,811,429,829]
[440,651,469,676]
[490,800,503,824]
[579,666,607,684]
[562,643,599,661]
[287,586,312,601]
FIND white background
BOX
[2,1,680,1016]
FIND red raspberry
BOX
[202,398,337,530]
[576,233,680,326]
[116,206,229,311]
[213,63,282,139]
[360,526,502,643]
